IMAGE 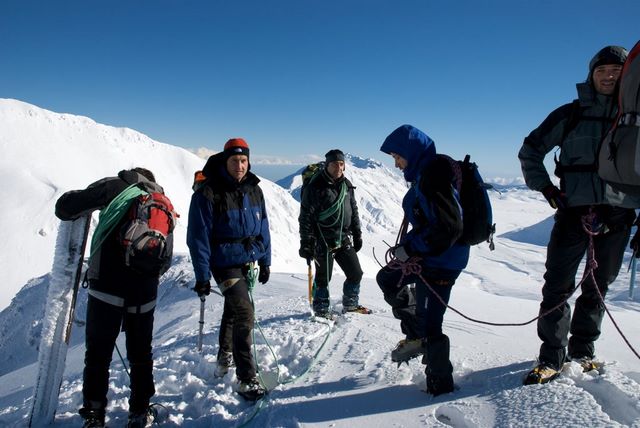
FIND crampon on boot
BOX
[215,350,234,377]
[237,378,267,401]
[523,363,560,385]
[391,338,424,366]
[342,305,372,314]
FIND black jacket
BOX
[55,169,163,304]
[299,169,362,250]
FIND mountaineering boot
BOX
[391,338,424,364]
[523,363,560,385]
[571,357,602,373]
[342,305,372,314]
[237,378,267,401]
[426,374,454,396]
[127,408,154,428]
[79,408,105,428]
[215,350,234,377]
[313,306,337,320]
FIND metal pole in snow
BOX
[197,296,205,352]
[630,256,637,300]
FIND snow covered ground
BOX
[0,99,639,427]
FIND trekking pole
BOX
[197,295,206,352]
[307,258,313,310]
[630,255,637,300]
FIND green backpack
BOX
[300,162,325,199]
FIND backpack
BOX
[119,190,177,276]
[299,162,325,198]
[597,40,640,195]
[439,154,496,249]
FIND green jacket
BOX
[519,82,640,208]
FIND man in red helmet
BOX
[187,138,271,401]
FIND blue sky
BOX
[1,1,639,178]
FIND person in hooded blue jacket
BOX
[187,138,271,402]
[378,124,469,396]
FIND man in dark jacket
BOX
[298,149,368,317]
[187,138,271,401]
[55,168,167,428]
[378,125,469,396]
[519,45,640,384]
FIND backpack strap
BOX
[553,100,608,179]
[560,99,583,145]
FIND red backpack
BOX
[119,191,178,276]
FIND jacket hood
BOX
[588,45,627,82]
[380,124,436,182]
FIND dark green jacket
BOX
[519,82,640,208]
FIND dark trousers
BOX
[377,265,455,381]
[537,206,634,368]
[314,245,363,311]
[215,267,256,382]
[376,266,453,339]
[83,296,155,413]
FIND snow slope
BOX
[0,99,639,427]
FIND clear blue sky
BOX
[1,1,639,177]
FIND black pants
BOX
[376,266,454,339]
[537,206,634,368]
[83,296,155,413]
[215,267,256,382]
[314,245,363,311]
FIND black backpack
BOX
[439,154,496,249]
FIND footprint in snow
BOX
[434,404,476,427]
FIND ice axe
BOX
[197,295,205,352]
[307,258,314,309]
[630,253,637,300]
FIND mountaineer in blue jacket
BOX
[378,124,469,396]
[187,138,271,401]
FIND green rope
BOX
[238,262,336,427]
[89,183,147,259]
[317,181,347,223]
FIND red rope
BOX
[384,210,640,360]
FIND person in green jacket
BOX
[519,45,640,384]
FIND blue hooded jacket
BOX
[187,153,271,282]
[381,125,469,276]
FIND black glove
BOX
[194,280,211,297]
[630,228,640,257]
[542,185,567,210]
[299,240,315,259]
[392,245,410,262]
[353,235,363,252]
[258,265,270,284]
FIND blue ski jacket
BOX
[187,153,271,282]
[380,125,469,277]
